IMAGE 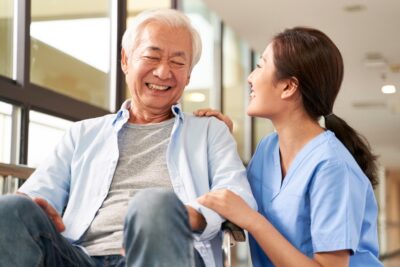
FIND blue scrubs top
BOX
[247,130,382,267]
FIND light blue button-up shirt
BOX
[19,100,257,267]
[247,131,382,267]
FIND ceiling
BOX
[203,0,400,170]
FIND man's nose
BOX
[153,62,172,80]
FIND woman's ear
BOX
[121,48,128,74]
[281,77,299,99]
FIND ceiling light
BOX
[343,4,366,12]
[389,64,400,73]
[381,85,396,94]
[363,52,386,68]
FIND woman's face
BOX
[247,43,287,119]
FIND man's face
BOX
[121,21,192,115]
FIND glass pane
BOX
[223,27,247,160]
[28,110,73,167]
[251,52,275,152]
[124,0,172,100]
[253,117,275,151]
[30,0,111,110]
[127,0,170,17]
[0,101,18,195]
[0,0,14,78]
[181,0,219,113]
[0,101,12,163]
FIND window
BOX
[0,101,15,194]
[0,0,14,78]
[251,52,274,152]
[181,0,220,113]
[0,101,12,163]
[222,26,249,160]
[30,0,112,110]
[28,110,73,167]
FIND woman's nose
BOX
[247,70,254,85]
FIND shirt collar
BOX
[112,99,184,132]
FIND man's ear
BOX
[185,74,191,86]
[121,48,128,74]
[281,77,299,99]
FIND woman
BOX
[196,27,382,266]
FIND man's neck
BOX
[128,105,174,124]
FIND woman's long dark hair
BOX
[272,27,378,187]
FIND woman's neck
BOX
[274,113,324,178]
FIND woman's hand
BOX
[198,189,256,230]
[193,108,233,133]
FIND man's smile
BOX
[146,83,172,91]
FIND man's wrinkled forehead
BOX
[134,23,191,53]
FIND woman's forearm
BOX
[247,212,322,267]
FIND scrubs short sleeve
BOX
[309,159,367,254]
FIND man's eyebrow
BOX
[145,46,187,59]
[146,46,162,52]
[171,51,187,59]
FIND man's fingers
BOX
[54,218,66,232]
[34,198,58,216]
[33,197,65,232]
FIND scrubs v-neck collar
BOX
[270,130,331,200]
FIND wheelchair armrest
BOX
[221,221,246,242]
[221,221,245,267]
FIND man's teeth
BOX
[147,83,170,90]
[250,90,255,97]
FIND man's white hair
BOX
[121,8,202,71]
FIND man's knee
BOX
[125,188,185,233]
[123,188,193,259]
[0,195,43,233]
[127,188,181,218]
[0,194,37,216]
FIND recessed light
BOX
[381,85,396,94]
[364,52,386,68]
[343,4,366,12]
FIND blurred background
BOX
[0,0,399,265]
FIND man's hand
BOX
[193,108,233,133]
[33,197,65,232]
[186,206,206,232]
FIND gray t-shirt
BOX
[81,118,174,255]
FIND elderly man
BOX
[0,8,256,267]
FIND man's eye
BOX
[256,64,261,68]
[144,56,160,61]
[171,61,185,66]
